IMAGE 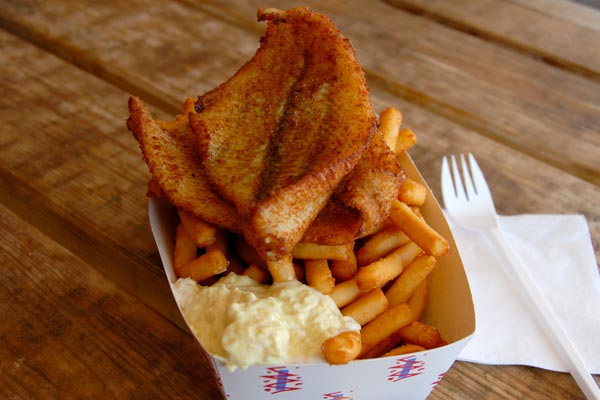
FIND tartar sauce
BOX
[172,273,360,370]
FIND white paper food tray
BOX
[149,152,475,400]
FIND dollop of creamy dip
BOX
[172,273,360,371]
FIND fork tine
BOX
[467,153,494,203]
[441,156,454,207]
[450,155,467,202]
[461,154,477,201]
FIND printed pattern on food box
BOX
[387,354,427,382]
[322,391,354,399]
[261,366,303,394]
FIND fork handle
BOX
[490,226,600,400]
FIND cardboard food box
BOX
[149,152,475,400]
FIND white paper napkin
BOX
[447,214,600,374]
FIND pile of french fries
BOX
[171,107,449,365]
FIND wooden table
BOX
[1,1,599,398]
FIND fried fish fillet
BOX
[302,129,405,245]
[127,96,240,232]
[189,7,377,260]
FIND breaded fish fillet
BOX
[303,129,405,245]
[127,96,240,232]
[189,8,377,260]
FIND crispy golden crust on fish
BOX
[302,199,363,245]
[302,130,405,245]
[190,7,377,260]
[337,129,406,237]
[126,96,240,232]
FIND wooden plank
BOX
[384,0,600,76]
[0,30,182,324]
[1,9,597,275]
[189,0,600,185]
[0,6,598,400]
[0,203,222,399]
[1,0,599,185]
[0,0,261,115]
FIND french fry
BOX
[292,242,353,261]
[395,128,416,153]
[305,259,335,294]
[397,178,427,206]
[322,331,361,365]
[379,107,402,151]
[356,225,410,266]
[330,250,357,281]
[410,205,423,219]
[359,303,413,358]
[182,250,229,283]
[389,199,449,257]
[243,263,271,284]
[398,321,446,349]
[385,255,436,307]
[293,262,305,282]
[407,276,430,322]
[329,278,363,308]
[179,210,218,247]
[382,344,425,358]
[355,241,422,291]
[267,256,297,282]
[359,331,401,359]
[174,223,197,278]
[342,288,388,326]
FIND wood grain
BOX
[0,0,598,398]
[1,0,599,185]
[384,0,600,78]
[0,203,223,399]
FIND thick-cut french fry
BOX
[359,303,413,358]
[305,259,335,294]
[174,223,197,278]
[329,278,362,308]
[410,205,423,219]
[243,263,271,284]
[397,178,427,206]
[382,344,425,358]
[389,200,449,257]
[398,321,446,349]
[407,276,430,322]
[356,225,410,266]
[179,210,218,247]
[330,250,357,281]
[379,107,402,151]
[385,255,436,307]
[322,331,361,365]
[355,241,422,291]
[395,128,416,153]
[182,250,229,283]
[359,329,405,359]
[293,262,305,282]
[292,242,353,261]
[267,256,296,282]
[342,288,388,326]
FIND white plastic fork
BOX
[441,153,600,400]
